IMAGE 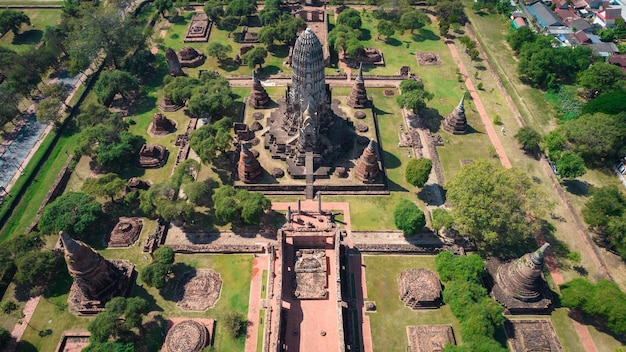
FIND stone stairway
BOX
[305,151,314,199]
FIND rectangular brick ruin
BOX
[406,325,456,352]
[504,319,563,352]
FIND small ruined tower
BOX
[347,63,369,108]
[238,144,262,183]
[61,232,121,300]
[354,139,381,183]
[247,71,271,108]
[165,47,185,77]
[443,95,468,135]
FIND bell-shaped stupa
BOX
[354,139,381,183]
[347,63,369,108]
[238,143,263,183]
[443,95,467,135]
[488,243,553,314]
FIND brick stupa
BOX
[442,95,467,135]
[61,232,135,315]
[354,139,381,183]
[488,243,553,314]
[247,71,271,108]
[398,269,442,309]
[166,47,185,77]
[238,143,262,183]
[347,63,369,108]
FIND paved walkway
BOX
[245,254,269,352]
[349,252,373,352]
[6,295,41,352]
[441,22,599,352]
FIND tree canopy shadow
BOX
[218,58,241,72]
[564,179,592,197]
[268,44,289,58]
[129,94,157,116]
[260,65,282,76]
[384,37,402,46]
[382,150,401,169]
[158,262,195,302]
[417,184,445,206]
[360,28,372,41]
[411,29,440,42]
[131,282,162,312]
[474,64,487,71]
[12,30,43,46]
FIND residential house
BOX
[556,7,580,21]
[528,2,566,28]
[608,54,626,73]
[566,18,594,32]
[552,0,569,10]
[596,7,623,27]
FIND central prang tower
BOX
[266,28,349,179]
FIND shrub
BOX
[405,158,432,187]
[393,199,426,236]
[223,311,247,337]
[0,300,17,314]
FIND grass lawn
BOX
[364,255,462,351]
[257,309,265,352]
[0,9,62,52]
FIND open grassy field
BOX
[364,255,463,351]
[0,9,62,52]
[16,246,253,352]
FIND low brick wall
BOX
[169,244,264,253]
[25,155,74,235]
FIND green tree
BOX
[561,112,626,165]
[582,89,626,115]
[83,342,134,352]
[213,186,271,225]
[555,151,586,179]
[82,173,127,203]
[204,0,224,23]
[337,8,362,29]
[172,159,201,188]
[393,199,426,236]
[154,0,173,17]
[242,46,268,70]
[219,15,240,38]
[405,158,432,187]
[582,186,626,230]
[258,26,278,46]
[577,62,625,99]
[206,42,232,62]
[0,328,10,350]
[95,132,145,172]
[446,160,543,256]
[39,192,103,238]
[68,6,141,71]
[190,118,233,163]
[0,85,21,129]
[88,297,150,344]
[225,0,255,17]
[377,19,395,40]
[14,251,56,286]
[141,247,174,289]
[514,126,542,153]
[222,311,247,337]
[184,180,213,206]
[506,26,536,54]
[0,10,30,35]
[399,10,430,34]
[76,102,122,129]
[94,69,140,106]
[541,130,567,160]
[431,208,455,232]
[397,90,427,113]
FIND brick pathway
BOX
[245,254,269,352]
[6,296,41,352]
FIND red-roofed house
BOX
[609,54,626,73]
[597,7,623,27]
[514,17,527,28]
[552,0,569,9]
[556,8,579,21]
[573,30,592,43]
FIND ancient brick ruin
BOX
[238,143,263,183]
[107,217,143,248]
[184,14,211,42]
[149,113,176,136]
[138,144,168,168]
[504,319,563,352]
[397,269,442,309]
[406,325,456,352]
[293,249,328,299]
[60,232,135,315]
[165,48,185,77]
[442,95,468,135]
[347,64,370,108]
[488,243,553,314]
[163,319,214,352]
[177,46,205,68]
[247,71,271,108]
[175,269,222,311]
[354,139,381,183]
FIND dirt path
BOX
[245,254,269,352]
[6,295,41,352]
[444,38,511,168]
